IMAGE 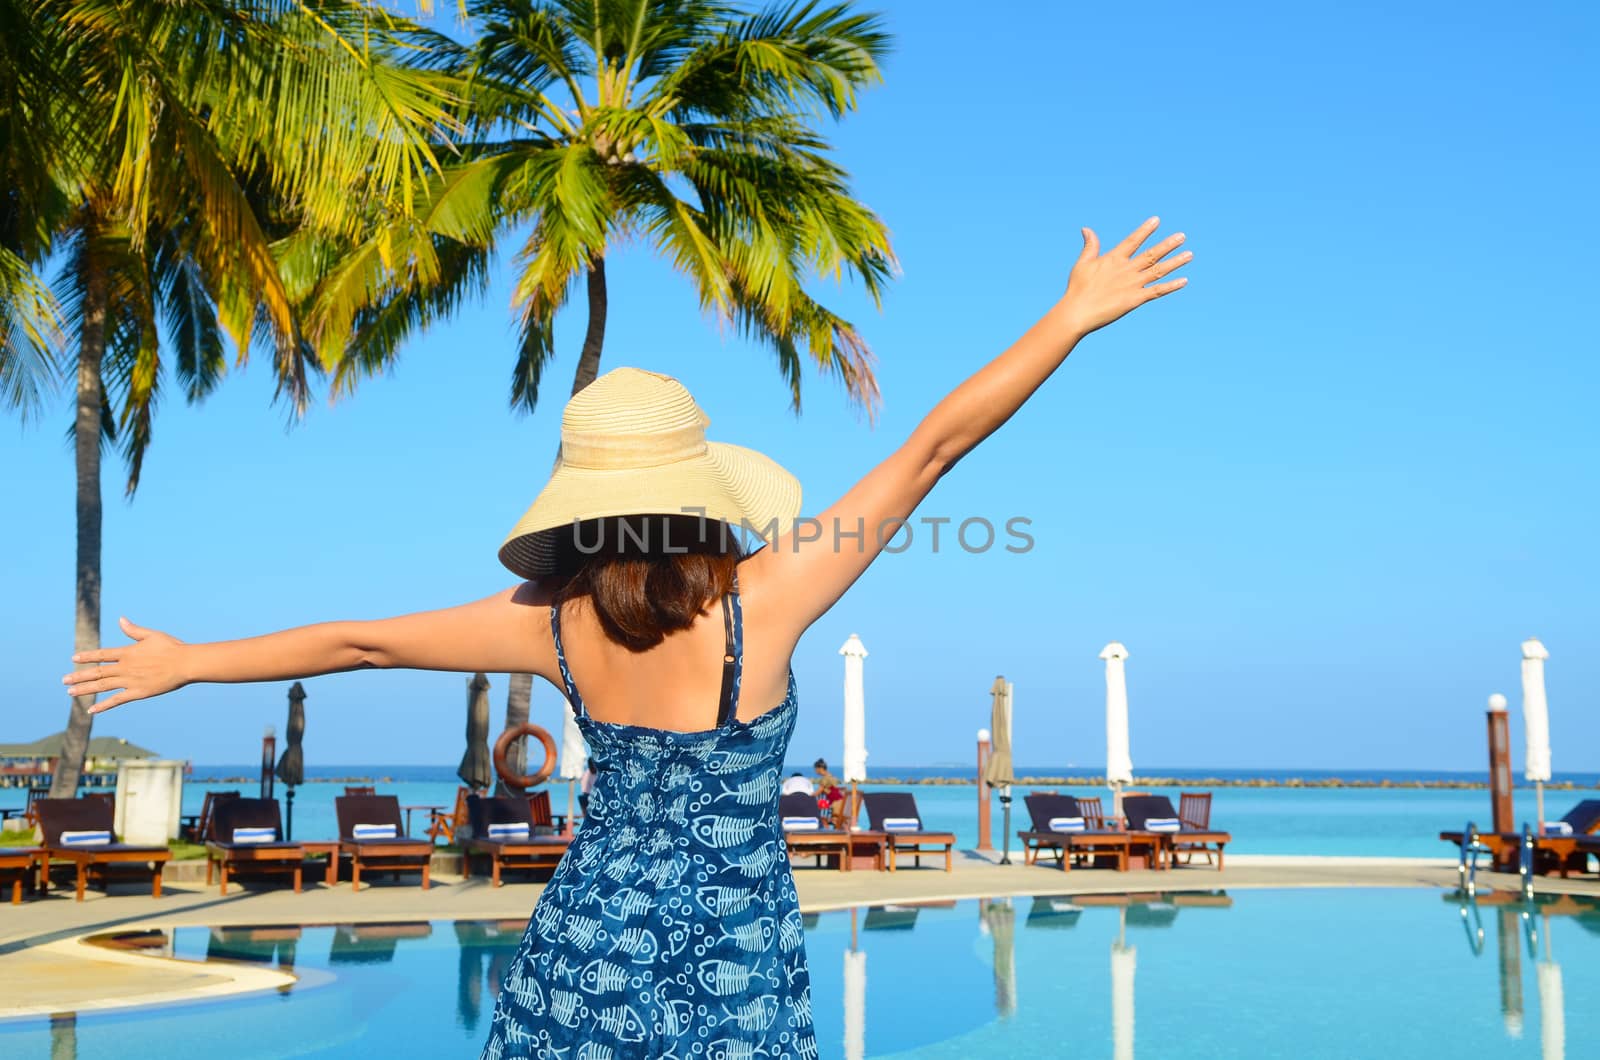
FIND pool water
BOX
[4,888,1596,1058]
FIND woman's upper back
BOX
[546,559,795,734]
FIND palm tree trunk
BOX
[495,671,533,796]
[569,256,607,396]
[51,227,108,797]
[496,259,609,790]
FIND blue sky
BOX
[4,0,1596,771]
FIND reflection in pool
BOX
[7,888,1600,1058]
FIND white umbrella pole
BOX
[1112,907,1135,1060]
[1522,638,1551,831]
[1539,917,1564,1060]
[1100,643,1133,823]
[841,634,869,829]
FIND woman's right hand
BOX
[1053,217,1191,336]
[62,616,190,714]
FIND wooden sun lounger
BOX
[205,798,304,895]
[0,848,42,904]
[861,792,954,872]
[1440,830,1590,877]
[1441,800,1600,877]
[461,794,571,886]
[783,830,855,872]
[181,790,240,843]
[335,794,433,891]
[778,794,887,871]
[36,798,171,901]
[1019,793,1133,871]
[1125,794,1229,871]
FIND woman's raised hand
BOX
[62,616,188,714]
[1056,217,1190,336]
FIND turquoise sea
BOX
[182,764,1600,858]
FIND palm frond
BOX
[0,246,65,416]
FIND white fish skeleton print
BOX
[481,597,816,1057]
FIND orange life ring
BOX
[493,723,558,793]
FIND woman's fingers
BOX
[63,666,117,688]
[1144,249,1194,282]
[1112,217,1161,259]
[67,676,125,698]
[118,616,152,640]
[1076,227,1101,263]
[88,692,136,715]
[1142,276,1189,300]
[71,647,118,664]
[1136,233,1186,270]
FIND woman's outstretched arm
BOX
[749,218,1191,639]
[61,583,557,714]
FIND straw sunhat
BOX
[498,367,802,579]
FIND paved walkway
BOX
[2,852,1595,1020]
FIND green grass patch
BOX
[0,830,211,859]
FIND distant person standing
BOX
[781,772,815,796]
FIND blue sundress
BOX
[482,586,816,1059]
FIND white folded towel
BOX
[231,827,276,844]
[351,823,398,840]
[1047,816,1086,833]
[1143,818,1182,832]
[59,829,111,846]
[1542,821,1573,836]
[781,816,820,832]
[487,822,531,840]
[881,817,920,832]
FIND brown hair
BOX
[549,515,743,651]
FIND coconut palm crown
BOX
[428,0,897,410]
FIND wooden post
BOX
[1487,697,1513,836]
[1495,906,1524,1035]
[977,729,992,852]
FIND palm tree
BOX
[426,0,899,767]
[0,1,464,795]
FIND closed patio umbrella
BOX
[1539,918,1564,1060]
[274,682,306,840]
[840,634,869,826]
[1112,909,1136,1060]
[983,897,1018,1018]
[1521,638,1552,828]
[1101,643,1134,819]
[843,944,866,1060]
[556,698,588,835]
[459,673,493,791]
[982,676,1016,864]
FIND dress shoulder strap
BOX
[715,573,744,727]
[549,602,586,717]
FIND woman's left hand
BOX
[1053,217,1191,337]
[62,616,189,714]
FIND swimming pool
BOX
[5,888,1595,1058]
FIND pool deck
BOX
[3,851,1596,1020]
